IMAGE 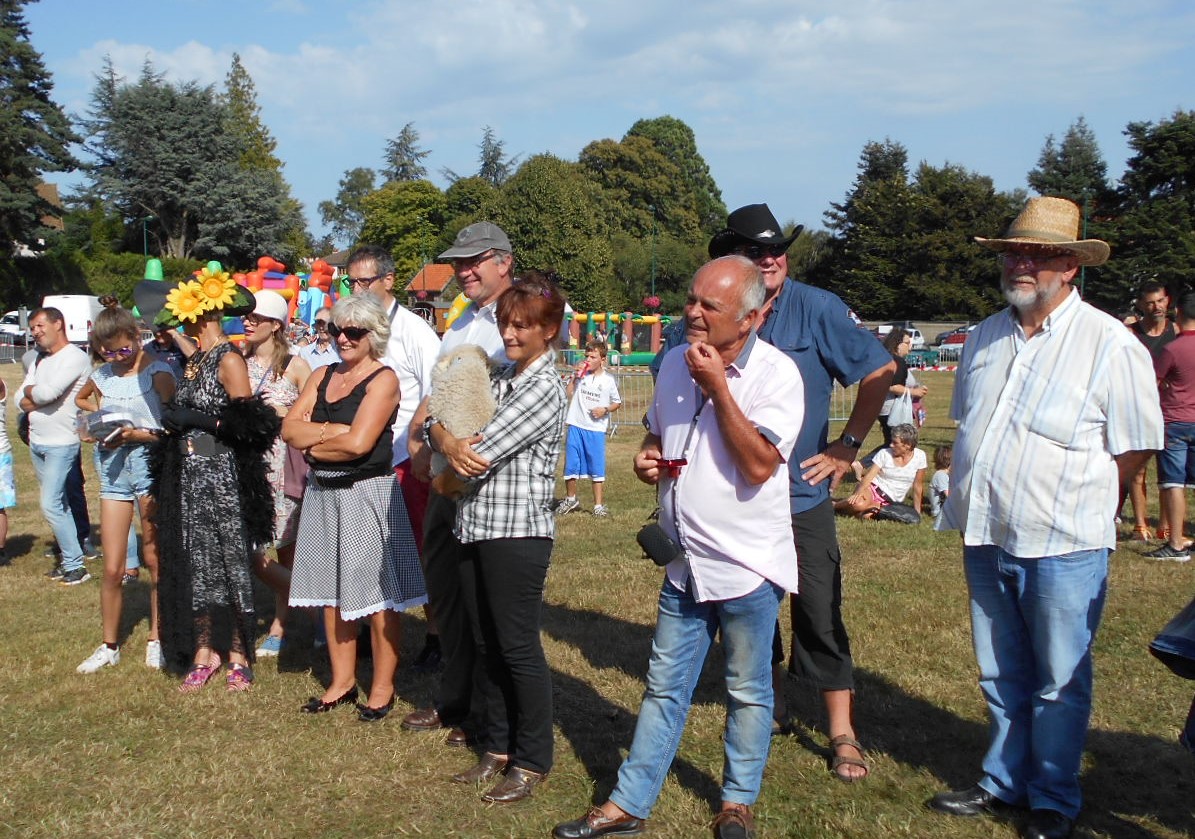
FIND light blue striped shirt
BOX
[940,288,1163,556]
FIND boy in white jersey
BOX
[557,341,621,516]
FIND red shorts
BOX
[395,461,430,553]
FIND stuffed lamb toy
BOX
[426,344,497,476]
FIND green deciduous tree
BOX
[382,122,430,183]
[626,116,725,233]
[318,166,376,247]
[358,179,445,282]
[493,154,615,310]
[0,0,79,252]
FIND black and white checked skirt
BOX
[289,473,427,620]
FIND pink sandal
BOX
[226,663,253,692]
[179,652,222,693]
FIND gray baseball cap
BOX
[438,221,512,260]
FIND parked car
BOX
[936,325,976,347]
[873,323,926,350]
[0,311,27,344]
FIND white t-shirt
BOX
[383,300,441,467]
[872,446,927,504]
[21,344,91,446]
[565,370,621,433]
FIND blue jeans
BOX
[1157,421,1195,487]
[610,577,783,819]
[964,545,1108,819]
[30,442,85,572]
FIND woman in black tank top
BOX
[283,295,427,719]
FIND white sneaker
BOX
[77,644,120,674]
[592,504,610,517]
[555,497,580,515]
[145,640,163,670]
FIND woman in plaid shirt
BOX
[430,276,567,804]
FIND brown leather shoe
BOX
[451,752,508,784]
[481,765,546,803]
[445,727,475,747]
[711,805,756,839]
[552,806,647,838]
[400,706,446,731]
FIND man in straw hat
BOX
[929,197,1163,839]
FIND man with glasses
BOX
[19,307,94,585]
[930,197,1162,839]
[402,221,516,747]
[344,244,442,668]
[653,203,893,783]
[299,306,339,370]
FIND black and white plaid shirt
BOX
[456,351,566,543]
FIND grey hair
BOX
[330,293,390,360]
[889,423,919,448]
[347,244,394,278]
[711,255,766,319]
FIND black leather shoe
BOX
[481,765,546,803]
[552,806,647,838]
[401,706,447,730]
[451,752,508,784]
[356,696,396,722]
[300,685,358,713]
[445,726,475,748]
[1023,809,1075,839]
[928,785,1019,818]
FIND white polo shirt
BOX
[648,333,804,602]
[439,300,508,364]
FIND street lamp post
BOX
[141,215,156,257]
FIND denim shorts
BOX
[94,444,155,501]
[0,449,15,508]
[1158,421,1195,488]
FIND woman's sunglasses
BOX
[99,346,136,360]
[328,323,370,342]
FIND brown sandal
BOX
[828,734,870,783]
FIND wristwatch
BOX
[839,432,864,450]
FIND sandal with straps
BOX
[179,652,222,693]
[828,734,870,783]
[1130,525,1152,542]
[226,662,254,692]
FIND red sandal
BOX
[179,652,222,693]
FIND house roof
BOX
[406,263,455,294]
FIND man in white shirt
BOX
[401,221,514,746]
[20,307,94,585]
[346,245,442,669]
[553,256,804,839]
[297,307,339,370]
[931,197,1163,839]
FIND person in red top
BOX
[1149,288,1195,561]
[1126,281,1180,541]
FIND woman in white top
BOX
[836,423,926,518]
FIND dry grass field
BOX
[0,363,1191,838]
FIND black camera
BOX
[636,523,684,567]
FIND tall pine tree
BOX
[0,0,79,251]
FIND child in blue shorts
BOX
[558,341,621,517]
[74,305,175,674]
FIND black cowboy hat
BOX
[708,203,803,259]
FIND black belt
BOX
[310,466,392,489]
[182,431,230,458]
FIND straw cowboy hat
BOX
[975,196,1110,267]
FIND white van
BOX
[41,295,103,346]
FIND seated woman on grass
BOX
[835,423,926,519]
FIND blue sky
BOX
[23,0,1195,241]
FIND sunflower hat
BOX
[135,260,256,329]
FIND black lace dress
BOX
[156,343,277,670]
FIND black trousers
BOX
[422,491,489,729]
[774,498,855,691]
[464,537,554,774]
